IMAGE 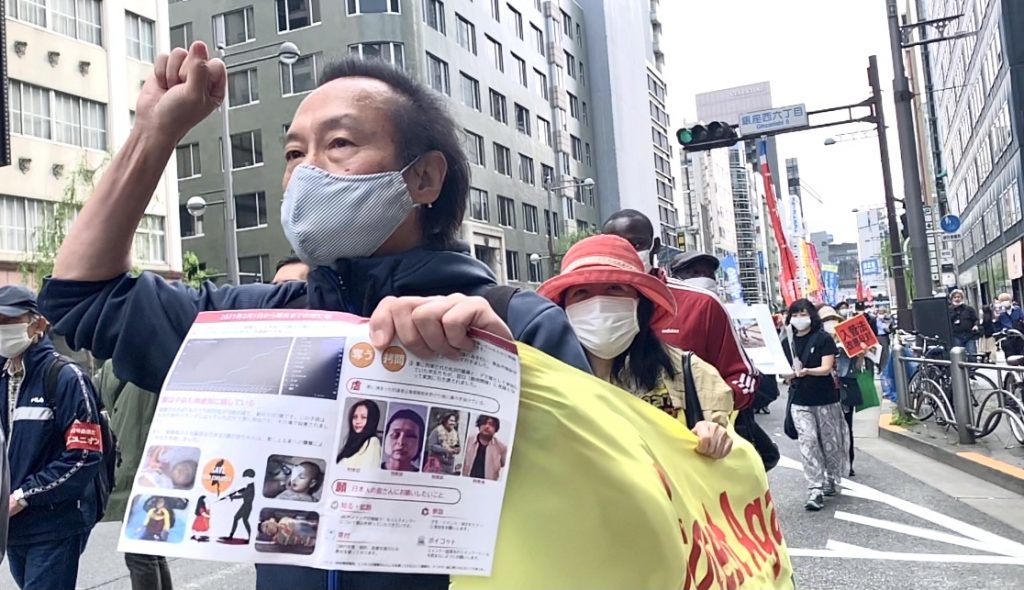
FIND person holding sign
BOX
[782,300,849,512]
[38,42,593,590]
[539,235,734,458]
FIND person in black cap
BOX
[0,286,105,590]
[669,251,721,293]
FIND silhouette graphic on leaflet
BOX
[217,468,256,545]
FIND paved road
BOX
[1,387,1023,589]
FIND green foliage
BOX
[890,407,918,427]
[181,251,213,289]
[20,156,105,287]
[557,228,597,256]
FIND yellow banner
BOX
[453,345,794,590]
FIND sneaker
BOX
[823,480,838,497]
[849,467,856,477]
[804,491,825,511]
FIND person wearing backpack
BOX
[95,360,173,590]
[0,286,105,590]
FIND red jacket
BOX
[655,279,759,409]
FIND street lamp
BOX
[543,177,594,276]
[215,41,301,285]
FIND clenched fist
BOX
[134,41,227,144]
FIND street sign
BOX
[940,215,962,233]
[940,249,954,263]
[739,104,808,135]
[942,272,957,287]
[861,258,881,275]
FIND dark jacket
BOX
[0,336,103,545]
[39,246,590,589]
[949,304,980,340]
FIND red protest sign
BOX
[834,315,880,355]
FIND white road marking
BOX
[833,511,1023,557]
[790,548,1024,565]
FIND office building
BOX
[811,231,860,300]
[677,147,736,258]
[0,0,180,285]
[730,146,763,302]
[921,0,1022,302]
[856,206,889,297]
[170,0,602,286]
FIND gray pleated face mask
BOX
[281,161,418,266]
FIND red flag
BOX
[857,277,865,302]
[758,141,800,305]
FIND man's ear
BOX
[404,151,448,207]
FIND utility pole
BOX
[887,0,933,302]
[868,56,911,328]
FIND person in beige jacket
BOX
[538,235,734,459]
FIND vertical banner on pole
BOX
[759,140,800,304]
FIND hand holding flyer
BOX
[834,315,880,357]
[118,309,521,576]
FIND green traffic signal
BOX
[677,128,694,145]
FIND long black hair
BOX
[785,298,823,334]
[612,297,675,392]
[337,400,382,462]
[195,495,207,516]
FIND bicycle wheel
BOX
[910,377,947,423]
[969,372,999,406]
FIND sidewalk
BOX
[876,400,1024,495]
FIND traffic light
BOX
[676,122,740,152]
[899,212,909,240]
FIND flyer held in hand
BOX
[120,310,793,588]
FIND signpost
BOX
[940,215,961,233]
[739,104,809,136]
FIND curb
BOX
[878,414,1024,496]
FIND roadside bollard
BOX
[948,347,976,445]
[893,345,910,418]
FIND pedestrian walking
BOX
[821,306,861,477]
[949,289,980,355]
[783,299,849,512]
[0,286,105,590]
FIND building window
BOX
[560,152,570,175]
[9,80,106,149]
[511,53,528,87]
[170,23,193,49]
[561,10,572,37]
[508,4,523,39]
[7,0,46,26]
[487,36,503,72]
[523,203,539,233]
[460,73,481,110]
[126,12,156,63]
[545,209,559,237]
[280,53,320,96]
[535,69,548,99]
[228,68,259,107]
[532,24,544,56]
[423,0,445,34]
[236,191,268,229]
[348,42,405,69]
[456,14,476,53]
[490,0,500,21]
[51,0,102,45]
[541,164,554,186]
[489,89,507,124]
[506,250,521,282]
[179,205,203,238]
[493,143,512,177]
[528,257,542,283]
[497,195,516,227]
[0,195,53,253]
[346,0,400,14]
[571,135,582,161]
[579,62,585,86]
[425,53,450,95]
[514,104,531,136]
[565,51,576,78]
[469,188,489,222]
[518,154,535,185]
[213,6,255,48]
[238,255,270,284]
[133,215,166,263]
[462,129,485,166]
[224,130,263,169]
[537,117,551,147]
[276,0,320,32]
[585,142,591,166]
[176,142,202,179]
[568,93,579,119]
[582,100,589,125]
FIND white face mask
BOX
[683,277,719,292]
[0,323,33,358]
[823,320,838,334]
[565,296,640,360]
[790,316,812,332]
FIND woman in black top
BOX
[784,299,849,512]
[949,289,980,355]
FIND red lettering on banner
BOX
[65,420,103,452]
[765,491,784,545]
[744,497,782,578]
[720,493,764,573]
[704,507,746,589]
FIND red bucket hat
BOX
[538,234,677,327]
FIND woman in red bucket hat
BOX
[539,235,734,459]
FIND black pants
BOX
[842,404,855,469]
[125,553,173,590]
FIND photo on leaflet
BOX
[281,337,347,400]
[126,495,190,543]
[732,318,765,347]
[166,337,292,395]
[337,397,387,470]
[423,408,470,476]
[263,455,326,503]
[462,414,508,482]
[380,403,428,473]
[255,508,320,555]
[136,445,201,490]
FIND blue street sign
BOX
[940,214,961,233]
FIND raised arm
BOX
[52,42,226,281]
